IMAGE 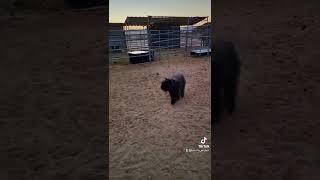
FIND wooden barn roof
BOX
[195,22,212,30]
[124,16,208,26]
[124,17,148,26]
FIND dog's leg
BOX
[177,88,181,100]
[170,91,177,105]
[181,87,184,98]
[171,99,176,105]
[171,96,177,105]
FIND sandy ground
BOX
[0,9,107,179]
[213,0,320,179]
[109,54,211,179]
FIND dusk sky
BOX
[109,0,211,23]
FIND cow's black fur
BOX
[161,73,186,105]
[212,40,241,125]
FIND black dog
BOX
[212,40,241,125]
[161,73,186,105]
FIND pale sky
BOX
[109,0,211,23]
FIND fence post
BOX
[190,24,193,54]
[147,16,152,62]
[167,30,169,50]
[158,30,160,60]
[140,28,142,51]
[185,17,189,60]
[207,17,210,57]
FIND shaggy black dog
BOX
[212,40,241,125]
[161,73,186,105]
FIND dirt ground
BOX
[109,54,211,179]
[213,0,320,179]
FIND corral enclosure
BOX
[109,16,211,64]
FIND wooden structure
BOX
[124,16,207,27]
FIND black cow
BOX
[212,40,241,125]
[161,73,186,105]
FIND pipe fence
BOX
[109,24,211,63]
